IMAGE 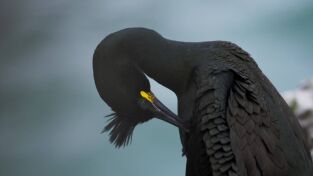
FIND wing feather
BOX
[226,68,289,176]
[187,41,312,176]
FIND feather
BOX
[102,113,138,148]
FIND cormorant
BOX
[93,27,313,176]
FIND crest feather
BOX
[102,113,137,148]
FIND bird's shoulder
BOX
[209,41,249,56]
[204,41,257,65]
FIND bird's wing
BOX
[193,45,290,176]
[193,69,238,176]
[225,72,288,176]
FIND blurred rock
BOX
[282,78,313,158]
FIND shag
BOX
[93,28,313,176]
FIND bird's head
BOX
[93,28,189,147]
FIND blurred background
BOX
[1,0,313,176]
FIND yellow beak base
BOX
[140,91,155,103]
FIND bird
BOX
[93,27,313,176]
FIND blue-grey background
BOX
[1,1,313,176]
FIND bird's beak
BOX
[140,91,190,133]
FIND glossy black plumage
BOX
[93,28,313,176]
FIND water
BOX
[1,1,313,175]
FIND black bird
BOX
[93,28,313,176]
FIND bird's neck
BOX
[129,39,193,94]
